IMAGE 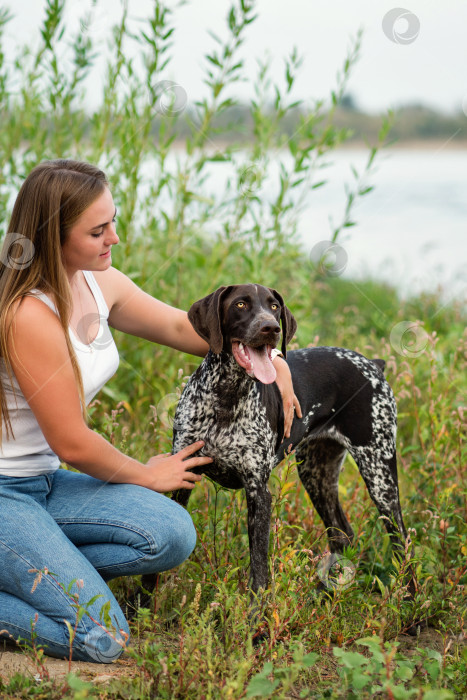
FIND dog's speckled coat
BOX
[170,285,409,595]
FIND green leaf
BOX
[302,652,318,667]
[352,672,370,690]
[422,691,454,700]
[374,575,387,596]
[66,672,94,693]
[64,619,74,642]
[246,663,280,698]
[85,593,104,608]
[390,685,415,700]
[395,663,414,681]
[423,660,440,681]
[356,637,384,663]
[76,607,87,624]
[206,54,221,68]
[333,648,368,668]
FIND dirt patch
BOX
[0,645,137,685]
[398,625,466,654]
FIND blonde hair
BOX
[0,159,109,440]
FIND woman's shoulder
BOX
[12,294,60,328]
[7,295,64,357]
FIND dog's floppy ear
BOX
[372,358,386,373]
[268,287,297,357]
[188,286,234,354]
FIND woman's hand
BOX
[273,355,302,439]
[145,441,212,492]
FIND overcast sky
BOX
[5,0,467,115]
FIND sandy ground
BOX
[0,642,138,686]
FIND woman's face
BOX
[61,187,119,277]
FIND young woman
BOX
[0,160,300,663]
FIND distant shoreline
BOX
[169,138,467,152]
[338,139,467,150]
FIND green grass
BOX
[0,1,466,697]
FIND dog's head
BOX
[188,284,297,384]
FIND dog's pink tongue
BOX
[247,345,277,384]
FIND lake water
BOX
[296,147,466,302]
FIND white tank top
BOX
[0,271,119,476]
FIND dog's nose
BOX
[260,322,281,335]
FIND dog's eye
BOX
[271,303,279,310]
[236,302,246,309]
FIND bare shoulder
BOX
[92,267,136,311]
[12,294,59,326]
[10,295,64,347]
[7,295,72,391]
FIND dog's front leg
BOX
[244,481,272,596]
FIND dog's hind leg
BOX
[296,438,354,553]
[348,447,408,556]
[349,446,417,601]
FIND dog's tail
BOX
[372,358,386,373]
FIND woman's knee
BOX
[156,503,197,570]
[141,500,197,571]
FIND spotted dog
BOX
[153,285,412,598]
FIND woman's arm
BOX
[273,355,302,438]
[94,267,209,356]
[7,297,212,490]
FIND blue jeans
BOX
[0,470,196,662]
